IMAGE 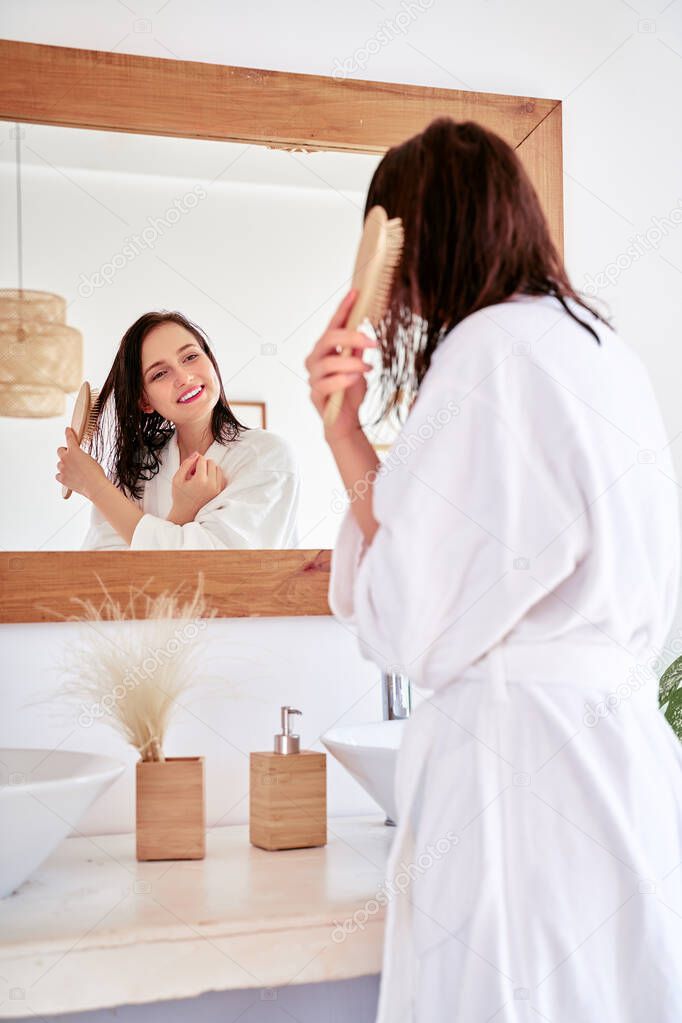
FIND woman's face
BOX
[139,322,220,424]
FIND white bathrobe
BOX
[81,427,301,550]
[329,294,682,1022]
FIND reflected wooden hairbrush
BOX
[62,380,101,499]
[323,205,404,429]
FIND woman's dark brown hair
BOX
[365,116,612,424]
[90,311,248,499]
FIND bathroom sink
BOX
[321,720,407,824]
[0,748,125,898]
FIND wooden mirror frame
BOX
[0,39,563,622]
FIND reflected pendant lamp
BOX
[0,125,82,417]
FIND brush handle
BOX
[322,351,355,428]
[322,304,367,430]
[323,222,385,431]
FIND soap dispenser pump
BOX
[249,705,327,851]
[274,705,301,754]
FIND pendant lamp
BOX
[0,125,82,417]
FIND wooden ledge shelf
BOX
[0,816,391,1018]
[0,549,332,622]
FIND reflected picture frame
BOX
[230,401,267,431]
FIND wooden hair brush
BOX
[323,205,404,429]
[62,380,101,499]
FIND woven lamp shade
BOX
[0,289,83,418]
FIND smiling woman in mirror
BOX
[55,311,300,549]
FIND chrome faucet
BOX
[381,669,411,827]
[381,669,411,721]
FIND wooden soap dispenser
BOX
[249,706,327,851]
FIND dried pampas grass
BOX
[57,574,216,761]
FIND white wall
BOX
[1,1,681,1018]
[1,615,384,832]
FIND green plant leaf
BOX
[663,687,682,742]
[659,655,682,709]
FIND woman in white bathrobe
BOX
[306,118,682,1021]
[56,310,300,550]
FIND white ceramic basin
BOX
[0,748,125,898]
[322,720,407,824]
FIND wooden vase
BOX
[136,756,205,861]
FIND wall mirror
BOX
[0,39,563,621]
[0,122,383,553]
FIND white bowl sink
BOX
[0,748,125,898]
[322,720,407,824]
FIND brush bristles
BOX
[83,388,100,444]
[366,220,404,325]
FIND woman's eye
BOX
[150,353,198,381]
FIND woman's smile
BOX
[177,384,205,404]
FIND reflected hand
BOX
[169,452,227,525]
[56,428,106,500]
[305,289,379,444]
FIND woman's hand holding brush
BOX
[305,289,378,445]
[55,427,107,500]
[306,289,381,546]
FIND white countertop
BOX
[0,816,393,1019]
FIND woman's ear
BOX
[139,392,154,414]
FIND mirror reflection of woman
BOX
[55,311,300,549]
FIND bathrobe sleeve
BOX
[328,377,590,691]
[129,441,300,550]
